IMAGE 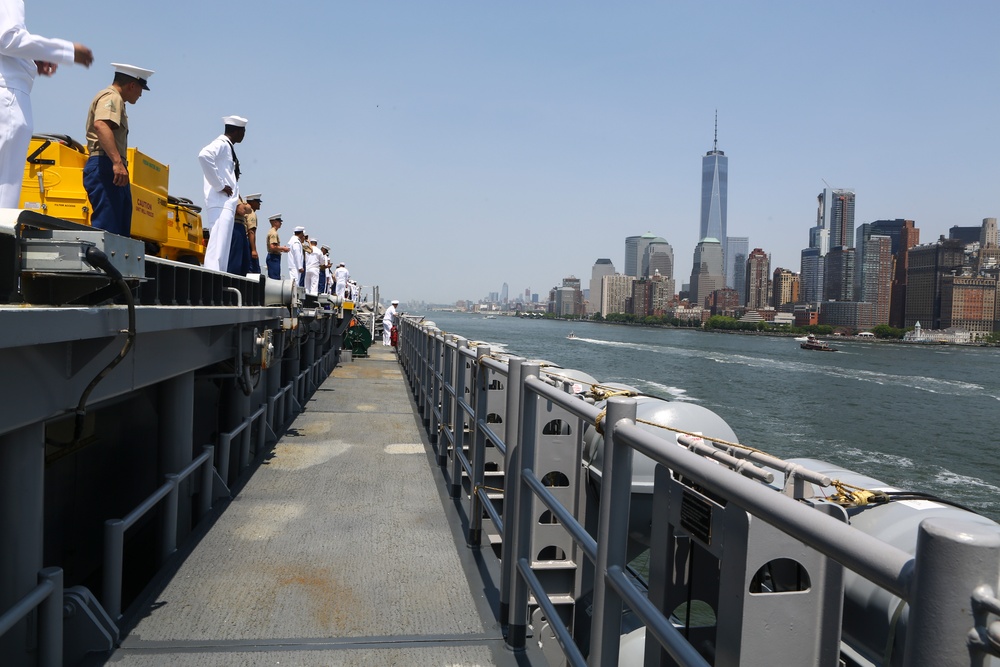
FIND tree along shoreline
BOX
[527,312,1000,346]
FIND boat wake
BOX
[628,379,696,402]
[566,336,994,397]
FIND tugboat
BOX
[800,333,837,352]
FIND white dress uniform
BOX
[382,303,397,346]
[287,234,304,283]
[323,257,334,294]
[304,243,321,293]
[199,126,242,272]
[0,1,75,207]
[333,264,350,299]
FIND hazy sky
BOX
[27,1,1000,304]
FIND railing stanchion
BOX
[589,396,637,665]
[103,519,125,620]
[200,445,214,517]
[469,345,491,547]
[451,339,469,499]
[499,355,524,623]
[162,474,179,563]
[506,362,540,650]
[37,567,63,667]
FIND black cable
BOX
[74,247,136,441]
[882,491,979,515]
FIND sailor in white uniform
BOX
[199,115,247,272]
[333,262,350,299]
[0,2,92,207]
[382,300,398,346]
[287,226,305,284]
[304,238,321,293]
[320,245,333,294]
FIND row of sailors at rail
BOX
[285,224,352,298]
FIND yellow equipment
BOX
[20,134,205,264]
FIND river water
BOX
[419,311,1000,522]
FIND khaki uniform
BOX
[266,226,281,253]
[85,87,128,158]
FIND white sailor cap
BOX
[245,193,262,201]
[293,225,305,233]
[222,115,248,128]
[320,245,329,251]
[391,300,399,305]
[338,262,345,267]
[111,63,154,90]
[309,238,317,244]
[269,213,283,221]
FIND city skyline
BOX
[28,2,1000,304]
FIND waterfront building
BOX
[818,188,857,305]
[858,235,893,325]
[800,247,824,305]
[700,116,728,280]
[601,273,633,316]
[625,232,658,278]
[829,189,856,250]
[887,220,920,328]
[814,188,833,255]
[772,268,799,310]
[949,225,982,246]
[643,237,674,281]
[630,274,673,317]
[820,301,877,330]
[588,258,615,316]
[745,248,771,310]
[799,189,834,305]
[651,271,674,314]
[630,278,650,317]
[824,247,856,302]
[858,219,918,325]
[689,238,725,308]
[624,235,641,277]
[727,236,748,293]
[905,238,966,329]
[707,288,741,317]
[550,276,584,317]
[982,218,998,249]
[940,273,998,339]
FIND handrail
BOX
[399,317,1000,667]
[0,568,63,667]
[103,445,215,620]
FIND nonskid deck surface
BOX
[109,346,514,666]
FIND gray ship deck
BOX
[108,346,523,666]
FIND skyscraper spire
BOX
[714,110,718,152]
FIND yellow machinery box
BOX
[163,197,205,264]
[20,135,90,225]
[19,135,204,264]
[126,148,168,198]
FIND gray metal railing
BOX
[0,568,63,667]
[399,316,1000,667]
[103,445,215,620]
[217,404,268,486]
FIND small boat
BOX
[566,332,577,340]
[484,315,496,319]
[800,334,837,352]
